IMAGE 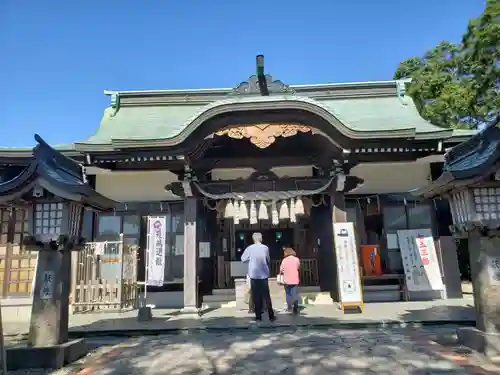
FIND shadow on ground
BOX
[399,302,475,324]
[58,304,487,375]
[65,302,476,338]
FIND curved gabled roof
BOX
[74,79,457,151]
[0,135,116,211]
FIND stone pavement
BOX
[39,326,499,375]
[2,297,475,338]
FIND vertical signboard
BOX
[333,222,363,312]
[146,216,167,287]
[397,229,444,292]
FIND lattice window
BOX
[473,187,500,220]
[9,208,36,295]
[34,202,63,235]
[0,208,11,296]
[68,203,83,237]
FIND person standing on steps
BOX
[241,232,276,322]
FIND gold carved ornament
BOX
[215,123,311,149]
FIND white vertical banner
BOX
[397,228,444,292]
[146,216,167,287]
[334,222,363,306]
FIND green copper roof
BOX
[78,80,456,150]
[0,80,480,158]
[85,105,203,144]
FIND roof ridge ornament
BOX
[230,74,296,96]
[109,93,120,117]
[396,79,411,106]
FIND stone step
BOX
[203,294,235,303]
[212,288,236,296]
[363,285,400,291]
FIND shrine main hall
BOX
[0,68,475,310]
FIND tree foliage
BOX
[394,0,499,129]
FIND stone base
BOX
[457,327,500,359]
[137,306,153,322]
[6,338,88,370]
[180,306,200,318]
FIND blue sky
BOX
[1,0,485,147]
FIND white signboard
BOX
[397,229,444,292]
[486,255,500,286]
[199,242,211,258]
[40,270,55,300]
[333,222,363,305]
[146,216,167,287]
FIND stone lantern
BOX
[415,124,500,358]
[0,135,115,370]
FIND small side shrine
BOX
[415,124,500,358]
[0,135,115,370]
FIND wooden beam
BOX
[193,156,320,170]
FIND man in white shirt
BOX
[241,232,276,322]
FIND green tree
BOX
[462,0,500,126]
[394,0,499,129]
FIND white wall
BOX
[95,170,181,202]
[92,162,430,202]
[348,162,431,195]
[211,166,313,180]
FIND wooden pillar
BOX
[330,192,347,300]
[331,192,347,223]
[0,303,7,375]
[182,197,198,313]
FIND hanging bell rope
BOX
[290,198,297,223]
[234,200,240,224]
[234,200,241,221]
[271,201,279,225]
[249,200,258,224]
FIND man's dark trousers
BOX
[250,278,275,321]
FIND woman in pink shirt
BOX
[279,247,301,314]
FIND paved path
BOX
[3,298,475,337]
[32,326,497,375]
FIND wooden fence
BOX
[70,234,138,313]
